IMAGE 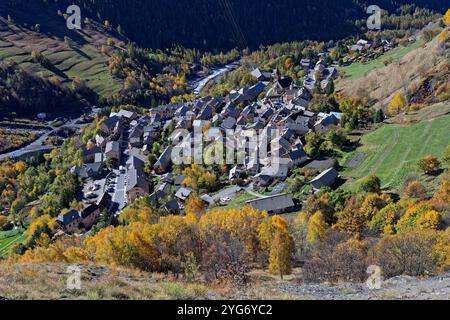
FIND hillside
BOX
[1,263,449,300]
[341,102,450,192]
[8,0,448,51]
[337,26,449,110]
[0,1,124,104]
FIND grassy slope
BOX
[341,106,450,192]
[336,26,448,109]
[339,41,422,80]
[0,231,25,258]
[0,5,122,100]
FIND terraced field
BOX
[341,112,450,192]
[0,230,26,258]
[0,13,122,99]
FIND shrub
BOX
[370,203,402,234]
[359,175,381,193]
[388,93,407,115]
[403,181,427,200]
[0,215,8,229]
[303,230,369,283]
[396,202,440,232]
[372,230,442,278]
[417,156,441,175]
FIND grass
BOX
[0,230,25,258]
[0,18,122,100]
[341,115,450,192]
[340,41,422,80]
[223,191,256,209]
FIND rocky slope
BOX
[0,263,448,300]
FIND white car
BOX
[220,197,231,205]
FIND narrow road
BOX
[243,183,266,199]
[0,111,94,161]
[189,61,240,95]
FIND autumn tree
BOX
[388,93,407,115]
[434,171,450,204]
[360,193,391,221]
[417,156,441,175]
[0,215,8,229]
[307,211,328,244]
[443,9,450,26]
[291,212,311,260]
[26,214,57,247]
[185,193,207,218]
[370,203,402,235]
[268,229,294,279]
[334,196,367,236]
[182,164,218,192]
[396,202,441,232]
[403,181,427,199]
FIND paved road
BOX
[190,61,239,95]
[111,126,130,214]
[0,112,94,161]
[243,183,266,199]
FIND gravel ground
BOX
[277,273,450,300]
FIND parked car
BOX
[220,197,231,205]
[85,192,98,199]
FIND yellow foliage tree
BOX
[14,161,27,174]
[269,230,294,279]
[64,247,89,263]
[26,214,57,242]
[434,229,450,272]
[185,193,207,218]
[388,92,407,115]
[120,205,158,225]
[307,211,328,244]
[443,9,450,26]
[183,164,218,192]
[416,210,441,230]
[439,30,449,44]
[433,172,450,204]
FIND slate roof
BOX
[165,199,181,211]
[81,204,99,219]
[175,187,194,201]
[127,168,149,193]
[221,117,237,130]
[310,168,339,189]
[57,210,80,226]
[275,77,293,89]
[246,193,295,213]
